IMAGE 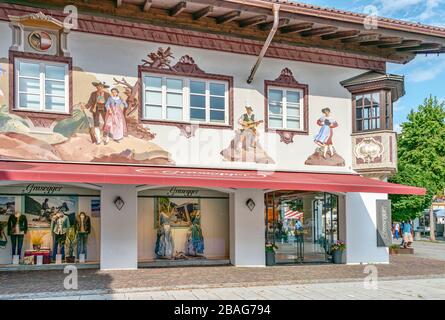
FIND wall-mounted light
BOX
[114,196,125,211]
[246,198,256,211]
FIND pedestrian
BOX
[394,222,400,240]
[401,220,413,248]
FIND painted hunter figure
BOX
[81,82,111,145]
[220,106,274,164]
[103,88,128,144]
[305,108,345,166]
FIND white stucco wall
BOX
[1,19,368,173]
[345,192,389,264]
[100,184,138,270]
[63,30,361,173]
[230,189,265,267]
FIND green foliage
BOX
[389,96,445,221]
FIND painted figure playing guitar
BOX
[237,106,263,150]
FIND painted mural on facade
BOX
[0,11,351,170]
[305,108,345,167]
[220,106,274,164]
[0,58,172,165]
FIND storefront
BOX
[266,191,341,264]
[0,183,101,268]
[0,0,437,270]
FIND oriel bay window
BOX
[353,90,393,132]
[14,58,69,113]
[142,73,229,125]
[341,71,403,134]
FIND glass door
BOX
[265,191,339,264]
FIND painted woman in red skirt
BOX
[314,107,338,158]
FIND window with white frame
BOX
[142,73,228,125]
[15,59,69,113]
[268,87,304,131]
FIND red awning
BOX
[0,161,425,195]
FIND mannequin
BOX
[186,210,204,257]
[155,208,174,259]
[51,212,70,261]
[75,212,91,261]
[7,212,28,259]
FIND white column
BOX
[100,184,138,270]
[229,189,265,267]
[345,192,389,264]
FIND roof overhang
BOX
[341,71,405,102]
[0,161,426,195]
[5,0,441,64]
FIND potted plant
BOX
[65,226,78,263]
[30,230,46,251]
[265,243,278,266]
[389,244,399,254]
[330,240,346,264]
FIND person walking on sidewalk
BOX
[394,222,400,240]
[401,221,413,248]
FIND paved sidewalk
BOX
[0,255,444,299]
[412,240,445,261]
[14,277,445,300]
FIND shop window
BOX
[14,58,69,114]
[142,73,229,125]
[267,87,304,131]
[353,90,393,132]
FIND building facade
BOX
[0,0,436,270]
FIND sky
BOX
[295,0,445,131]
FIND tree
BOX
[389,96,445,241]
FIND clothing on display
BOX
[77,233,88,259]
[51,213,70,260]
[11,234,24,257]
[186,211,204,256]
[52,233,66,260]
[76,212,91,260]
[75,212,91,234]
[7,213,28,258]
[7,213,28,236]
[155,211,174,259]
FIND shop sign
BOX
[21,184,64,195]
[376,199,392,247]
[166,187,199,197]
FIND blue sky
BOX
[296,0,445,131]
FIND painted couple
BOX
[81,81,128,145]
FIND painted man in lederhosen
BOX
[82,82,110,144]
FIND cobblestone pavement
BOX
[412,240,445,261]
[0,255,444,298]
[30,277,445,300]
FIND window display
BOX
[0,184,101,268]
[152,195,208,260]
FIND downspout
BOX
[247,3,280,84]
